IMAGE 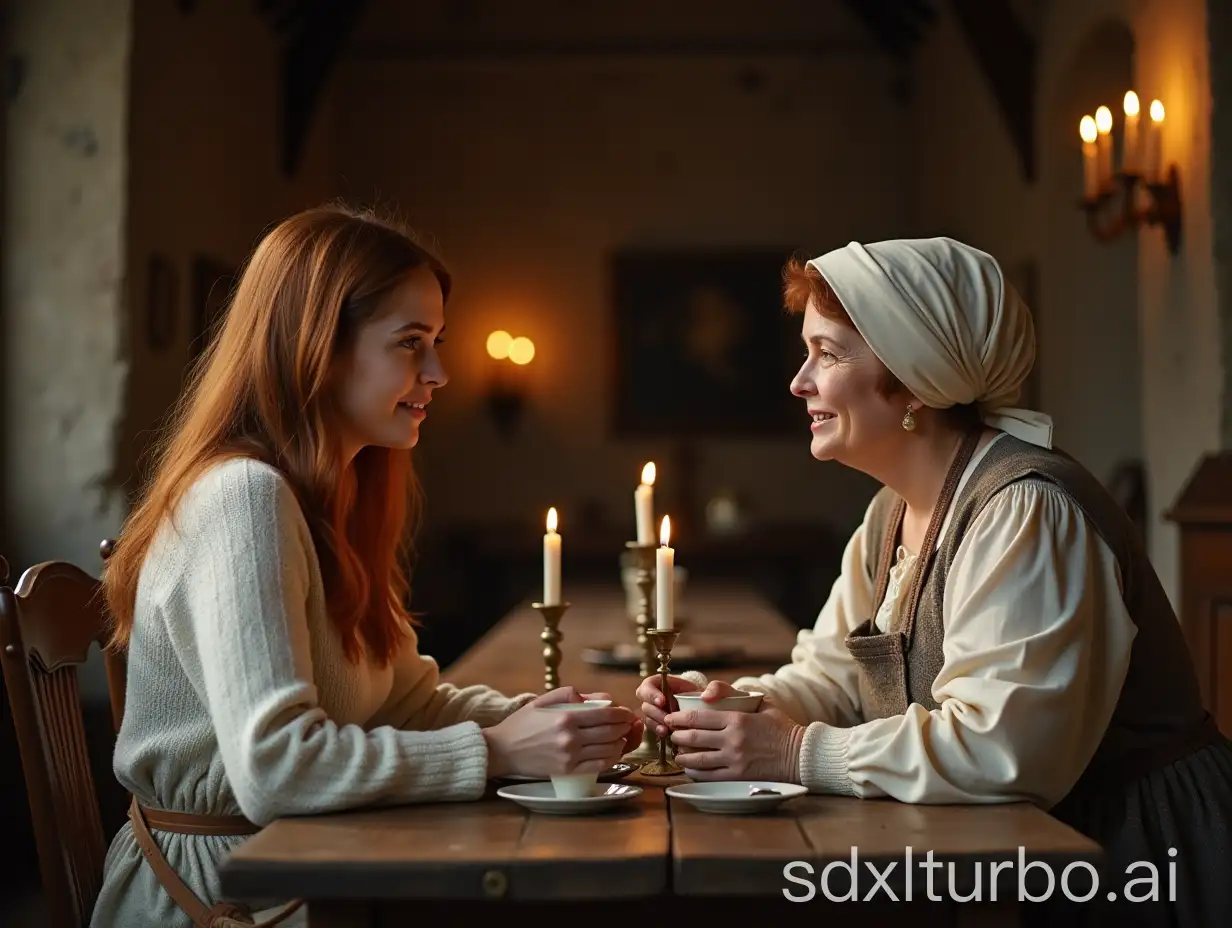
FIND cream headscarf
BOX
[806,237,1053,449]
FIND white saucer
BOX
[665,781,807,814]
[496,781,643,814]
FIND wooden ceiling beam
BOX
[949,0,1036,181]
[840,0,939,61]
[253,0,371,176]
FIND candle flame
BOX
[641,461,656,485]
[1123,90,1140,117]
[546,506,558,532]
[1095,106,1112,134]
[1150,99,1165,122]
[1079,115,1097,144]
[660,515,671,546]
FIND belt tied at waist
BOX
[128,797,301,927]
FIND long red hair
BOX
[104,203,451,666]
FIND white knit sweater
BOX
[90,457,535,928]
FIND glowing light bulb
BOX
[486,330,511,360]
[508,336,535,365]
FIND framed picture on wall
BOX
[610,248,802,437]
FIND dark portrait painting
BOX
[611,249,803,437]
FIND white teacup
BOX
[674,690,764,713]
[539,699,613,799]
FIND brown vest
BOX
[845,431,1216,782]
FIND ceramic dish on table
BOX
[665,781,806,814]
[496,782,643,815]
[580,642,744,670]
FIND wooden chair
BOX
[0,540,125,928]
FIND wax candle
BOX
[1145,99,1165,181]
[543,507,561,606]
[1095,105,1113,189]
[635,461,655,544]
[1122,91,1140,175]
[1080,115,1099,200]
[656,515,674,630]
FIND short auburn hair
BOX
[782,255,904,398]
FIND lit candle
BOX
[635,462,655,544]
[1145,99,1165,181]
[543,507,561,606]
[655,516,674,630]
[1122,91,1140,175]
[1080,115,1099,200]
[1095,105,1113,188]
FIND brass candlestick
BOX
[622,542,660,765]
[639,628,684,776]
[623,542,657,679]
[531,601,570,692]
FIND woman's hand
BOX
[638,678,749,739]
[636,674,702,737]
[562,688,645,753]
[665,702,806,783]
[484,687,637,779]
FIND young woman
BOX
[92,205,638,928]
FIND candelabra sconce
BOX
[484,330,535,441]
[486,384,525,442]
[1080,166,1182,255]
[1078,94,1181,255]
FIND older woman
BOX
[638,237,1231,925]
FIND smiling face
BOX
[790,303,911,468]
[333,266,449,456]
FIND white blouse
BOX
[717,433,1138,807]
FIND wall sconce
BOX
[1079,92,1181,254]
[485,329,535,440]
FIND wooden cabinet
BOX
[1167,453,1232,736]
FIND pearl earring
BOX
[901,404,917,431]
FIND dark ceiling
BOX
[185,1,1027,180]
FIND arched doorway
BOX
[1041,20,1145,536]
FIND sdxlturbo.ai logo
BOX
[783,847,1177,904]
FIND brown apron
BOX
[843,430,981,718]
[127,797,302,928]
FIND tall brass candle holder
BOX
[531,601,570,692]
[622,541,660,764]
[623,542,657,678]
[639,628,684,777]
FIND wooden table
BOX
[443,578,800,704]
[220,582,1103,927]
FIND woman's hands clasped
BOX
[483,686,642,779]
[636,675,806,783]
